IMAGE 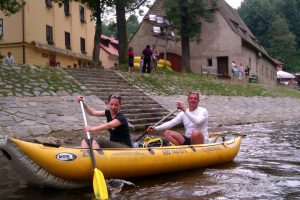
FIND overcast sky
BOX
[225,0,243,9]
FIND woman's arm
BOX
[84,119,122,132]
[77,96,105,117]
[82,102,105,116]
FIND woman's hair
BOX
[128,47,132,51]
[108,93,122,103]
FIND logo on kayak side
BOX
[56,152,77,162]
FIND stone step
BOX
[85,88,141,93]
[122,99,158,105]
[122,108,168,114]
[125,111,171,119]
[129,123,153,132]
[64,68,115,74]
[69,73,118,77]
[129,116,174,125]
[94,91,145,97]
[67,75,119,80]
[64,68,172,131]
[122,104,162,110]
[83,82,131,87]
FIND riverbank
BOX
[0,64,300,142]
[1,94,300,142]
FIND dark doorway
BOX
[49,53,56,67]
[159,53,182,72]
[217,56,229,79]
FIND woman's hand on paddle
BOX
[83,125,93,133]
[146,126,154,133]
[76,96,84,103]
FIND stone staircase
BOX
[64,68,174,131]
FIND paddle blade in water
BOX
[93,168,108,200]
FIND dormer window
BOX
[239,27,247,35]
[230,19,239,29]
[79,6,85,22]
[45,0,52,8]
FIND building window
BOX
[79,6,85,22]
[207,58,212,67]
[46,25,53,45]
[80,37,86,53]
[65,32,71,49]
[0,19,3,37]
[45,0,52,8]
[64,0,70,16]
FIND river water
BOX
[0,121,299,199]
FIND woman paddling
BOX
[77,94,132,148]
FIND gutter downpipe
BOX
[22,0,25,64]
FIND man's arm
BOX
[184,109,208,125]
[154,112,183,131]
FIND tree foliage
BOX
[0,0,25,16]
[114,0,149,68]
[127,14,139,39]
[238,0,300,72]
[102,14,139,39]
[164,0,217,72]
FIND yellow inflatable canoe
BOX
[0,134,241,188]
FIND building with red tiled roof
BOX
[100,35,119,69]
[129,0,278,85]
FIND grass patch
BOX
[123,68,300,98]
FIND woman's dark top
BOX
[245,68,250,76]
[105,110,132,147]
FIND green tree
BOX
[238,0,300,72]
[127,14,139,39]
[0,0,25,16]
[102,21,117,38]
[274,0,300,48]
[114,0,149,68]
[238,0,275,47]
[164,0,217,72]
[266,15,297,68]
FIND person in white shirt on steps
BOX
[147,92,208,145]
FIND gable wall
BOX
[130,9,277,85]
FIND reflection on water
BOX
[0,121,300,199]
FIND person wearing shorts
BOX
[147,92,208,145]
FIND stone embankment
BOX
[151,95,300,129]
[1,94,300,139]
[0,64,300,140]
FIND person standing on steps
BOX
[152,45,159,71]
[128,47,134,72]
[147,92,209,145]
[142,44,152,73]
[77,94,132,148]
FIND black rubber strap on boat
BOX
[189,145,196,152]
[147,148,155,155]
[96,149,104,155]
[42,143,60,148]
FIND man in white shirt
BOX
[5,52,14,65]
[147,92,208,145]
